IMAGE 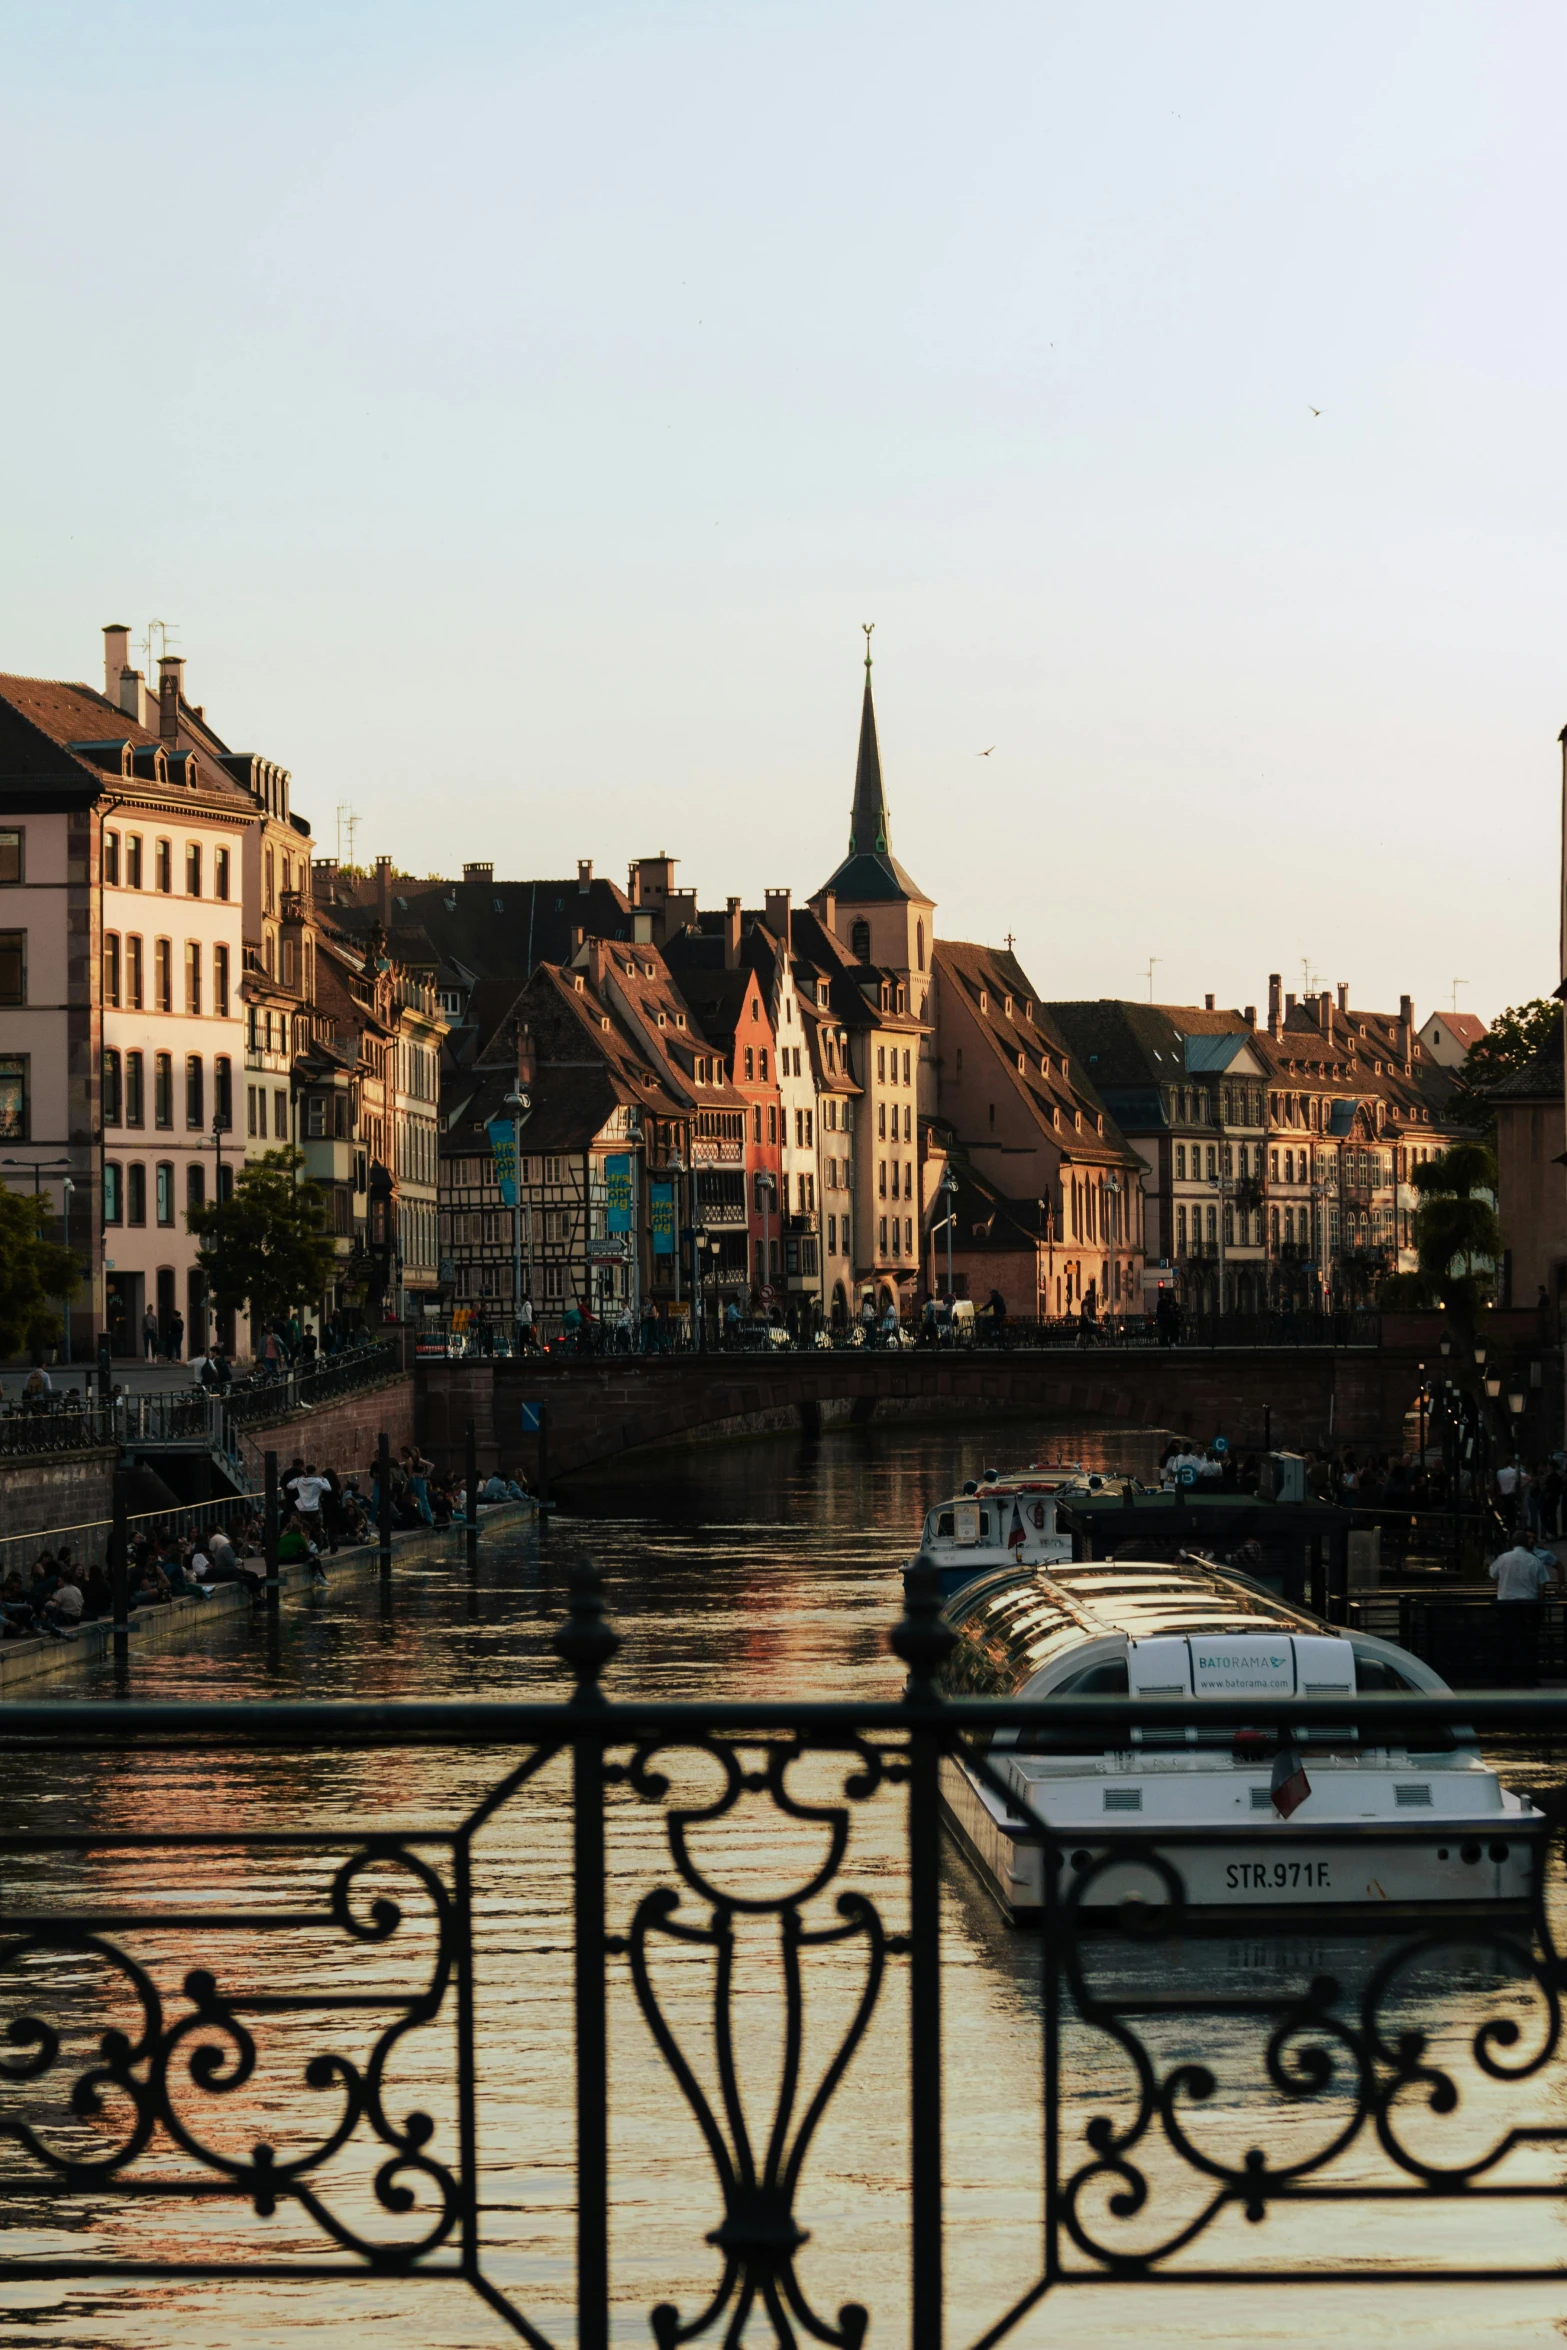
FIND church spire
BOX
[848,622,890,857]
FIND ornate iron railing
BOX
[0,1570,1564,2345]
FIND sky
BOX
[0,0,1563,1028]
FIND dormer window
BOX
[600,1015,611,1031]
[1003,995,1013,1018]
[817,982,829,1007]
[656,1011,667,1029]
[573,976,585,994]
[1040,1055,1050,1077]
[896,984,907,1015]
[1024,999,1033,1022]
[1096,1114,1104,1134]
[676,1012,687,1028]
[1017,1053,1025,1073]
[643,962,655,978]
[1073,1110,1081,1131]
[978,989,988,1014]
[695,1056,707,1083]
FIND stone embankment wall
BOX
[242,1373,417,1478]
[0,1447,119,1540]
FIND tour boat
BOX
[916,1465,1144,1600]
[931,1554,1541,1922]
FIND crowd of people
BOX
[5,1444,533,1645]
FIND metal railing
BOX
[1,1567,1566,2343]
[224,1339,403,1424]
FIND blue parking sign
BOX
[520,1401,545,1434]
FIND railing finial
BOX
[890,1559,955,1699]
[555,1557,621,1703]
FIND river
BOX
[2,1415,1565,2348]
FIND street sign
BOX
[1212,1435,1229,1455]
[587,1236,629,1261]
[519,1401,545,1434]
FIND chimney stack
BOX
[724,895,742,970]
[823,890,837,938]
[1317,993,1332,1033]
[102,624,131,703]
[1203,993,1215,1011]
[1285,992,1297,1017]
[577,858,592,895]
[157,654,184,743]
[516,1021,536,1087]
[571,925,586,957]
[1337,981,1348,1015]
[764,887,792,942]
[314,856,339,904]
[1267,973,1282,1037]
[1243,1004,1257,1028]
[462,862,493,886]
[375,854,393,927]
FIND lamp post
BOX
[1105,1173,1122,1334]
[757,1171,776,1316]
[668,1152,685,1316]
[933,1166,958,1304]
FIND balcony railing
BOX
[3,1569,1567,2344]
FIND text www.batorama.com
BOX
[0,1569,1566,2350]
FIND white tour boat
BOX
[917,1464,1145,1601]
[933,1554,1541,1922]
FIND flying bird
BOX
[978,745,995,757]
[1309,406,1322,417]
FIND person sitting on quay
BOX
[130,1555,172,1608]
[81,1562,113,1621]
[0,1568,40,1638]
[480,1468,528,1504]
[42,1567,84,1638]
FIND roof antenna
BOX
[1451,977,1468,1014]
[139,618,179,678]
[1143,956,1160,1002]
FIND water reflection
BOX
[0,1418,1562,2348]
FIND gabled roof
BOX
[0,672,254,815]
[323,871,636,982]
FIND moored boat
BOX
[932,1554,1541,1923]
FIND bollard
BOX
[378,1430,392,1583]
[465,1417,478,1570]
[537,1400,550,1509]
[109,1465,130,1671]
[264,1451,280,1615]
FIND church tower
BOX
[810,628,934,1000]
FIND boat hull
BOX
[939,1755,1543,1927]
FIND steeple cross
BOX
[862,621,874,675]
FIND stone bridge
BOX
[418,1335,1451,1483]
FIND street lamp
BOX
[1439,1335,1452,1358]
[933,1166,958,1303]
[1485,1373,1502,1401]
[757,1170,777,1315]
[1474,1345,1487,1369]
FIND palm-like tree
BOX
[1411,1142,1501,1340]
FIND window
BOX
[103,1162,122,1225]
[905,1217,913,1254]
[104,831,120,885]
[185,941,202,1015]
[154,1053,173,1128]
[1206,1204,1217,1243]
[1175,1143,1186,1179]
[126,934,143,1009]
[306,1096,327,1138]
[0,932,25,1004]
[752,1104,762,1144]
[274,1088,288,1138]
[916,919,925,970]
[283,937,295,990]
[214,943,229,1020]
[215,847,230,901]
[877,1103,886,1139]
[155,938,172,1012]
[126,834,142,889]
[103,932,120,1006]
[126,1051,144,1127]
[759,1049,768,1080]
[903,1103,911,1141]
[264,847,275,912]
[187,1163,206,1211]
[767,1104,777,1144]
[1176,1204,1187,1252]
[852,920,871,960]
[744,1047,754,1081]
[103,1048,122,1124]
[877,1047,886,1083]
[828,1213,837,1254]
[127,1163,146,1226]
[903,1050,910,1084]
[0,1055,27,1139]
[0,828,21,884]
[879,1160,887,1197]
[215,1057,232,1130]
[186,1054,204,1129]
[156,1162,174,1225]
[155,839,172,893]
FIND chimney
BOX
[823,890,837,937]
[516,1021,536,1087]
[1399,993,1413,1028]
[764,887,791,941]
[314,856,339,904]
[375,854,393,927]
[157,654,184,743]
[1203,993,1215,1011]
[1318,993,1332,1033]
[1243,1004,1257,1028]
[1337,981,1348,1015]
[571,925,586,957]
[1285,992,1297,1017]
[1267,973,1282,1037]
[462,862,493,886]
[102,624,131,703]
[724,896,742,970]
[577,858,592,895]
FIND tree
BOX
[1447,999,1559,1135]
[0,1182,79,1357]
[1410,1140,1501,1338]
[186,1148,337,1329]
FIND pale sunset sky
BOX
[1,1,1563,1027]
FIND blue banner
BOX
[650,1181,674,1255]
[605,1153,632,1233]
[487,1116,518,1208]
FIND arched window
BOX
[851,919,871,961]
[916,919,925,970]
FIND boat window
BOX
[1354,1656,1415,1693]
[936,1511,955,1538]
[1054,1661,1130,1696]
